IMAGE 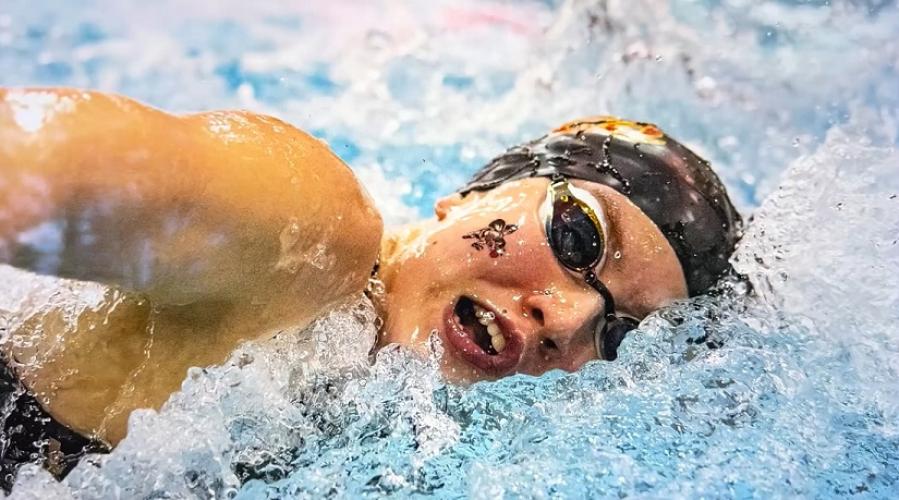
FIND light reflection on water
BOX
[1,0,898,498]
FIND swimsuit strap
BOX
[0,356,109,491]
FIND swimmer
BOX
[0,88,740,484]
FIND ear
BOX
[434,193,466,221]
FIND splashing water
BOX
[1,0,898,498]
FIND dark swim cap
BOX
[459,116,742,296]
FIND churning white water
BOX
[1,0,898,497]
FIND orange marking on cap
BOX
[553,115,619,133]
[641,125,663,138]
[551,116,666,145]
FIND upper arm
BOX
[0,88,383,331]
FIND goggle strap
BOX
[584,270,616,314]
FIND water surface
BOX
[1,0,898,498]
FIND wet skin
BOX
[0,88,383,444]
[377,177,688,382]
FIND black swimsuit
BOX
[0,357,109,492]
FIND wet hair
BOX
[458,116,742,296]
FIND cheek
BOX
[505,235,557,276]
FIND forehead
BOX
[458,177,550,212]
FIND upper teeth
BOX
[474,303,506,353]
[476,310,495,324]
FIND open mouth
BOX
[454,296,507,354]
[442,296,522,375]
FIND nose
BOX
[521,290,602,363]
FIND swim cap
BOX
[458,116,742,296]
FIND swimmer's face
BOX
[377,177,687,382]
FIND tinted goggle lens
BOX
[548,194,604,271]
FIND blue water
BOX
[1,0,898,498]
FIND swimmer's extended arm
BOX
[0,88,382,443]
[0,88,382,322]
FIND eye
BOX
[549,199,603,271]
[599,316,639,361]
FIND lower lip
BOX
[441,300,523,376]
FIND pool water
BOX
[1,0,898,498]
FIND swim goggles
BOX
[539,176,639,360]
